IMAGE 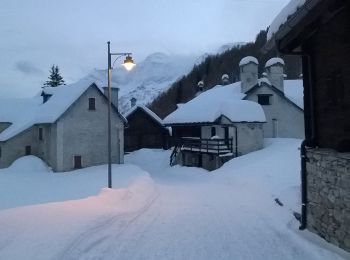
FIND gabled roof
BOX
[124,105,165,128]
[0,79,127,141]
[163,82,266,125]
[244,78,304,110]
[265,0,325,51]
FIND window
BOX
[258,94,272,105]
[88,98,96,110]
[0,146,2,158]
[25,146,31,155]
[74,155,82,169]
[211,127,216,137]
[38,128,43,141]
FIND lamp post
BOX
[107,41,135,188]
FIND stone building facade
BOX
[240,57,304,139]
[306,149,350,249]
[0,81,126,172]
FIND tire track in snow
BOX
[54,190,160,260]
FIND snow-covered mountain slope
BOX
[85,52,197,114]
[85,43,245,115]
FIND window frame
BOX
[73,155,82,169]
[88,98,96,111]
[38,127,43,141]
[257,94,272,105]
[25,146,31,155]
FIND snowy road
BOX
[0,139,348,259]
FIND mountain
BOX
[85,44,244,114]
[85,52,198,114]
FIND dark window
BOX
[0,146,2,158]
[38,128,43,141]
[224,127,229,140]
[258,94,272,105]
[211,127,216,136]
[88,98,96,110]
[74,155,82,169]
[25,146,31,155]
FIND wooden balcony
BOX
[175,137,234,155]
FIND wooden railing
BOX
[175,137,234,155]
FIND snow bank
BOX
[267,0,306,40]
[0,156,153,210]
[8,155,50,173]
[239,56,259,66]
[265,57,285,68]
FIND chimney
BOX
[221,74,229,85]
[239,56,259,93]
[41,88,52,103]
[196,81,204,96]
[265,57,285,93]
[130,97,137,108]
[103,86,120,110]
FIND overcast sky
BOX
[0,0,289,98]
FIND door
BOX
[272,119,278,138]
[25,146,31,155]
[74,155,82,169]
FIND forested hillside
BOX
[149,30,301,118]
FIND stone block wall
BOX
[306,148,350,252]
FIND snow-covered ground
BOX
[0,139,349,259]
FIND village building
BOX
[239,56,304,138]
[124,99,170,152]
[0,79,127,172]
[267,0,350,252]
[163,84,266,171]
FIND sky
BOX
[0,0,289,98]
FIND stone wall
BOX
[306,148,350,252]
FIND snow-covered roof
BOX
[265,57,285,68]
[124,105,164,127]
[0,79,125,141]
[239,56,259,67]
[284,80,304,109]
[267,0,306,40]
[163,82,266,125]
[41,86,62,95]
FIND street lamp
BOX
[107,41,135,188]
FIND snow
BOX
[163,82,266,125]
[267,0,306,40]
[285,80,304,109]
[265,57,285,68]
[0,139,349,259]
[0,156,152,210]
[239,56,259,66]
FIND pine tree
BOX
[43,65,65,87]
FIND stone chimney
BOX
[103,87,120,110]
[265,57,285,93]
[130,97,137,108]
[221,74,229,85]
[239,56,259,93]
[195,81,204,96]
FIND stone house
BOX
[267,0,350,252]
[124,100,170,152]
[239,56,304,138]
[163,84,266,171]
[0,79,127,171]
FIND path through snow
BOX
[0,139,349,259]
